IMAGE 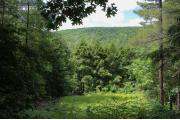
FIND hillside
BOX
[55,27,141,47]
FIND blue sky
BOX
[124,10,140,21]
[59,0,144,30]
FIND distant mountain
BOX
[55,27,141,47]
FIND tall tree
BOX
[135,0,165,105]
[158,0,164,106]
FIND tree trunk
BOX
[1,1,5,25]
[80,82,84,95]
[169,95,173,110]
[26,1,30,45]
[159,60,164,105]
[159,0,164,106]
[177,92,180,110]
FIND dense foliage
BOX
[0,0,72,118]
[0,0,180,119]
[135,0,180,108]
[56,27,140,47]
[71,41,137,94]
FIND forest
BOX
[0,0,179,119]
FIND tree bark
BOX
[169,95,173,110]
[26,1,30,45]
[177,92,180,110]
[1,1,5,25]
[159,60,164,105]
[159,0,164,106]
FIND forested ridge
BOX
[0,0,180,119]
[56,27,140,47]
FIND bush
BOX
[85,93,149,118]
[85,93,180,119]
[118,82,136,93]
[148,102,179,119]
[86,99,150,118]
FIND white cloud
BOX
[59,0,144,30]
[60,6,125,30]
[122,18,144,27]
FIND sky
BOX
[58,0,144,30]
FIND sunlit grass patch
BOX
[20,92,180,119]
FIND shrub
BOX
[86,93,150,118]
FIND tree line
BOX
[0,0,179,118]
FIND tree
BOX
[136,0,180,108]
[41,0,117,29]
[164,0,180,110]
[0,0,74,117]
[41,37,72,97]
[135,0,159,26]
[0,1,36,117]
[135,0,165,105]
[153,0,180,109]
[71,40,136,94]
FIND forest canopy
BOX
[0,0,180,119]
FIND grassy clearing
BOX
[21,92,179,119]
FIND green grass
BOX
[20,92,180,119]
[56,92,148,118]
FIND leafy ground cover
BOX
[20,92,179,119]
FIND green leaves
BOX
[71,40,136,94]
[41,0,117,29]
[135,0,160,26]
[128,58,154,90]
